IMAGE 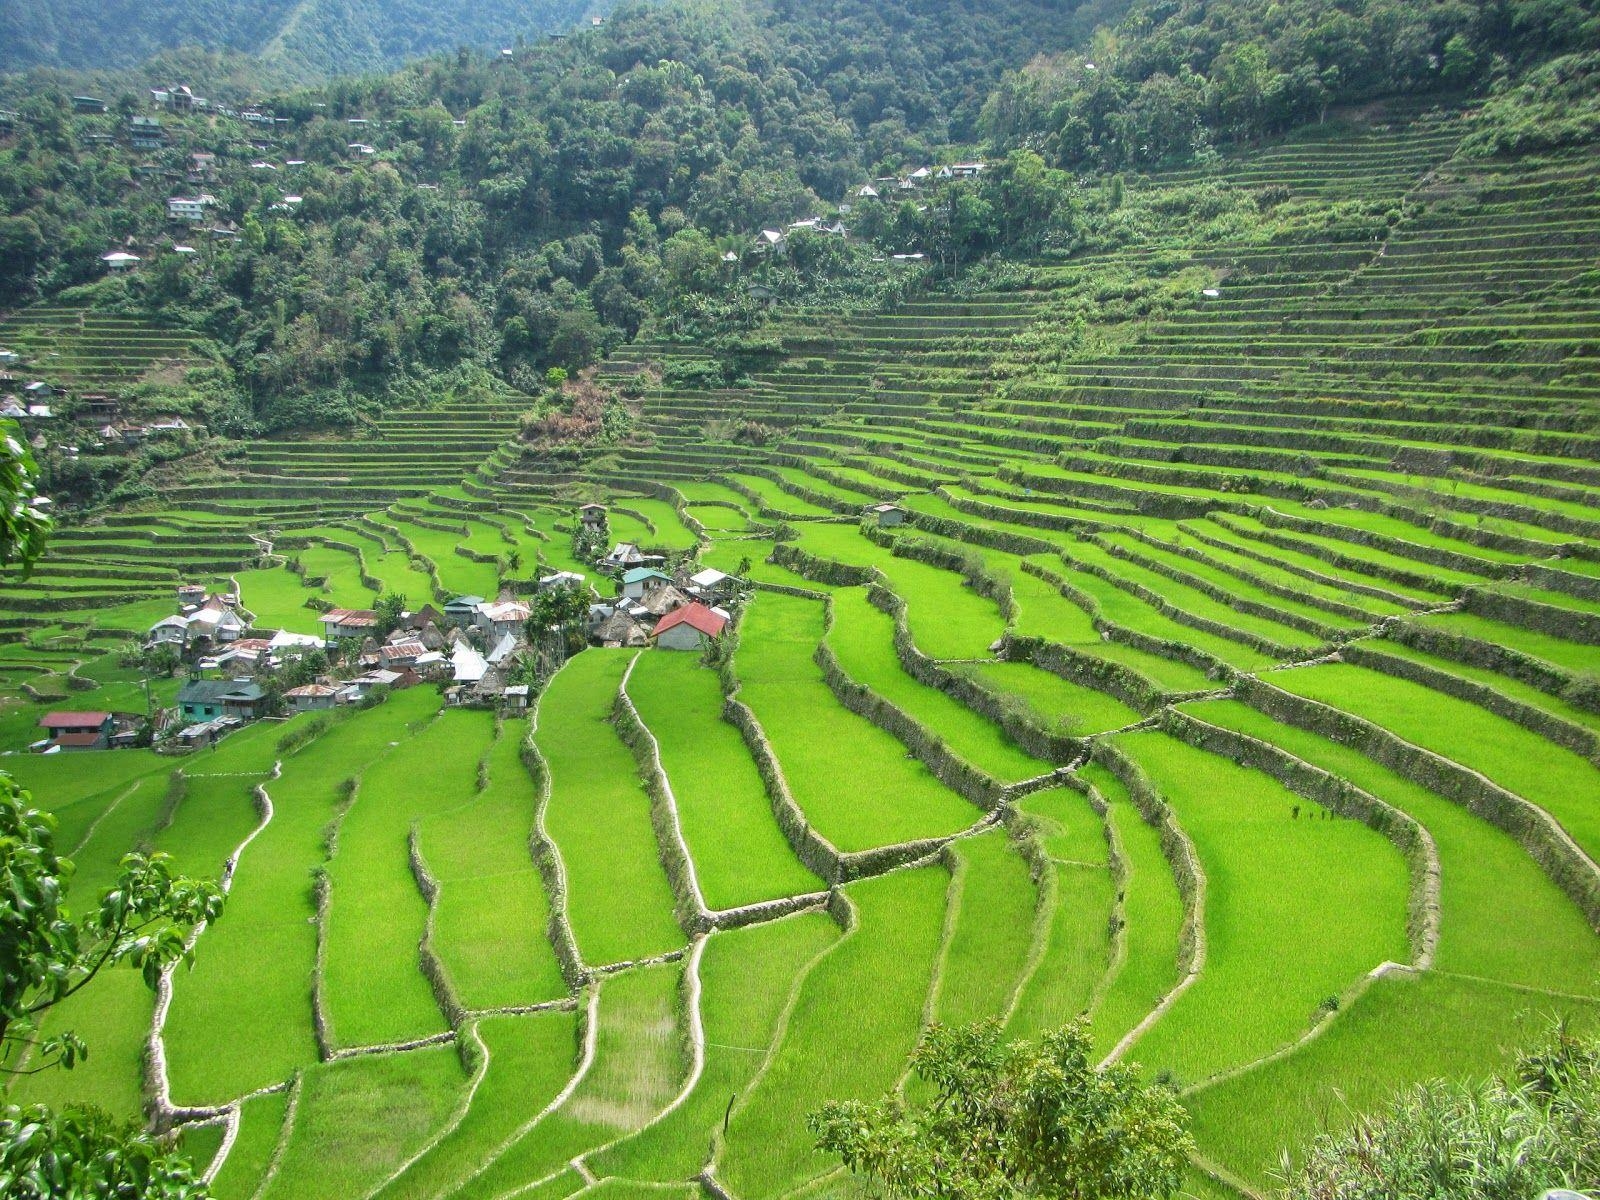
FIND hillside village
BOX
[23,501,745,754]
[0,75,994,517]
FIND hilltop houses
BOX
[177,679,266,723]
[584,556,740,651]
[620,566,671,599]
[34,711,115,752]
[128,116,166,149]
[600,542,663,571]
[477,596,532,640]
[146,591,247,653]
[321,608,378,644]
[167,195,214,223]
[652,603,729,650]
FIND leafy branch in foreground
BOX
[809,1018,1193,1200]
[1,774,225,1074]
[0,772,224,1197]
[0,1103,210,1199]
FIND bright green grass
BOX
[538,651,685,966]
[1185,699,1600,993]
[1098,529,1377,630]
[827,590,1048,781]
[5,759,176,1122]
[178,1121,226,1182]
[1266,663,1600,866]
[510,507,593,578]
[364,543,441,605]
[208,1088,291,1200]
[234,565,324,634]
[1413,609,1600,676]
[5,746,168,819]
[1220,512,1486,591]
[56,771,172,897]
[963,660,1142,736]
[770,466,879,507]
[614,498,701,549]
[165,689,439,1104]
[586,1180,698,1200]
[1268,500,1535,565]
[1495,580,1600,616]
[1363,639,1600,735]
[1082,763,1186,1058]
[591,912,842,1182]
[293,543,378,609]
[724,474,838,518]
[388,518,499,598]
[1007,554,1107,643]
[935,830,1040,1028]
[606,510,657,550]
[1117,731,1412,1085]
[700,539,829,591]
[157,772,262,880]
[258,1042,467,1200]
[1062,539,1320,657]
[1007,787,1117,1041]
[417,719,568,1011]
[1185,971,1600,1190]
[720,867,949,1199]
[1044,552,1275,670]
[369,1011,581,1200]
[793,522,1007,659]
[735,592,980,853]
[673,480,759,510]
[195,710,312,775]
[6,969,151,1120]
[1182,516,1447,604]
[685,503,750,533]
[74,596,182,636]
[323,708,491,1048]
[287,521,439,602]
[459,963,686,1199]
[627,652,823,910]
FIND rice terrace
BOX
[5,8,1600,1198]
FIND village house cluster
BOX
[30,503,742,755]
[0,374,193,475]
[753,162,986,255]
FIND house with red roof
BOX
[35,711,114,751]
[651,602,729,651]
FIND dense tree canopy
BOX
[979,0,1600,169]
[0,0,1596,459]
[0,0,591,79]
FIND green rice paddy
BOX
[9,100,1600,1200]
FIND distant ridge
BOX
[0,0,598,78]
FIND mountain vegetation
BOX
[0,0,1594,488]
[0,0,594,80]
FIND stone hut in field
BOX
[868,501,907,527]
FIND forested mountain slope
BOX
[0,0,596,79]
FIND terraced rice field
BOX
[0,306,195,386]
[9,97,1600,1198]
